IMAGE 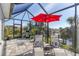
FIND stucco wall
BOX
[0,5,4,56]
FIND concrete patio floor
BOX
[4,38,79,56]
[6,39,33,56]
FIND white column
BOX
[0,20,4,56]
[0,5,4,56]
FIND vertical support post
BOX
[21,20,22,38]
[74,3,77,56]
[29,21,31,38]
[0,6,5,56]
[58,35,60,48]
[47,23,49,43]
[30,21,31,31]
[35,22,37,34]
[13,19,15,38]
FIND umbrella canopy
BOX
[32,13,61,23]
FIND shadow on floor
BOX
[16,49,34,56]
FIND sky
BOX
[5,3,77,29]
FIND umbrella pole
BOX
[47,22,49,43]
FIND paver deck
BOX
[6,39,33,56]
[34,47,44,56]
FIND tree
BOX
[60,28,68,44]
[67,17,74,25]
[4,26,13,38]
[67,17,75,49]
[67,17,75,38]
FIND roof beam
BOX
[4,10,33,22]
[21,11,27,20]
[50,3,79,14]
[26,10,34,17]
[11,18,31,22]
[11,12,23,18]
[38,3,48,14]
[4,12,24,22]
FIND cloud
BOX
[44,3,55,12]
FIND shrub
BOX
[60,44,70,49]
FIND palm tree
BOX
[60,27,70,44]
[67,17,75,37]
[67,17,74,25]
[67,17,75,50]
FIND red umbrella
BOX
[32,13,61,23]
[32,13,62,43]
